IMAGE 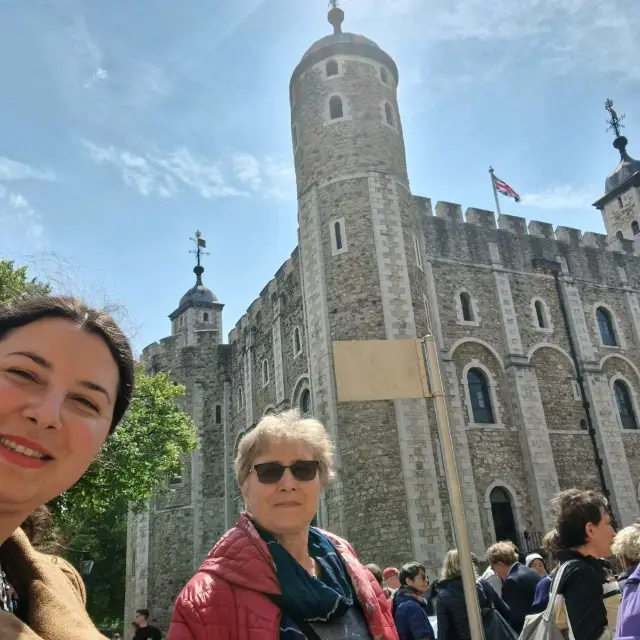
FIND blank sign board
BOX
[332,339,431,402]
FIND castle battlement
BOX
[229,249,300,346]
[420,199,639,259]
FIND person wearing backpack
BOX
[520,489,617,640]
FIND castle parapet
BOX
[435,201,463,223]
[465,207,496,230]
[498,214,527,234]
[555,227,583,246]
[582,232,608,250]
[413,196,433,217]
[528,221,555,239]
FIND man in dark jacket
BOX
[393,562,435,640]
[487,541,541,632]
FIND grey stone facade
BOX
[125,15,640,633]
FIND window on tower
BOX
[467,368,495,424]
[614,380,638,430]
[380,66,390,85]
[632,221,640,236]
[596,306,617,346]
[334,221,343,250]
[203,312,209,322]
[215,404,222,424]
[329,95,344,120]
[384,102,395,127]
[460,292,474,322]
[293,326,302,356]
[330,218,348,255]
[616,231,624,241]
[326,59,339,77]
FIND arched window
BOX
[490,487,518,544]
[460,292,473,322]
[614,380,638,430]
[329,95,343,120]
[596,307,617,346]
[616,231,624,240]
[534,300,546,328]
[326,59,339,77]
[168,470,183,487]
[334,221,343,250]
[380,66,390,84]
[384,103,395,127]
[215,404,222,424]
[203,312,209,322]
[262,359,270,385]
[300,388,312,416]
[467,368,494,424]
[633,221,640,236]
[237,387,244,411]
[293,326,302,355]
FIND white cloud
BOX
[233,154,296,201]
[83,142,295,201]
[0,157,56,182]
[521,185,595,210]
[0,185,45,244]
[350,0,639,80]
[84,66,108,89]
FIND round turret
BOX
[290,11,407,195]
[179,265,218,306]
[605,136,640,194]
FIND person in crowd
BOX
[393,561,435,640]
[168,409,398,640]
[525,553,547,578]
[384,567,401,593]
[549,488,618,639]
[0,296,134,639]
[368,563,395,599]
[486,540,541,632]
[613,523,640,593]
[481,560,505,598]
[613,523,640,637]
[531,530,558,612]
[130,622,140,638]
[134,609,162,640]
[436,549,512,640]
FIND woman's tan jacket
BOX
[0,528,106,639]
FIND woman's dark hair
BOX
[399,561,426,586]
[550,488,608,550]
[366,563,383,586]
[0,296,134,432]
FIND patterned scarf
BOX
[257,524,356,639]
[0,560,18,614]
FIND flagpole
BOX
[489,167,502,216]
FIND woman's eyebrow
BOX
[8,351,52,369]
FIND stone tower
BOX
[291,6,448,569]
[594,102,640,241]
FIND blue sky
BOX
[0,0,638,353]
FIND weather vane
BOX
[605,99,625,138]
[329,0,339,8]
[189,230,209,267]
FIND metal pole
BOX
[423,335,485,640]
[489,167,502,216]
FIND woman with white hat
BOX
[525,553,548,578]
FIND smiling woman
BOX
[168,409,400,640]
[0,295,134,639]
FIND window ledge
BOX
[324,115,353,126]
[533,327,554,334]
[599,344,622,350]
[459,320,480,327]
[468,422,504,429]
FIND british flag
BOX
[493,175,521,203]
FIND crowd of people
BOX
[1,294,640,639]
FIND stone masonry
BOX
[125,12,640,633]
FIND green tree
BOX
[0,259,50,304]
[51,367,199,628]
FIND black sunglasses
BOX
[251,460,320,484]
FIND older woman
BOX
[613,523,640,637]
[168,409,398,640]
[0,296,135,639]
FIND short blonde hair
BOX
[486,541,518,566]
[441,549,478,580]
[612,524,640,566]
[234,409,334,488]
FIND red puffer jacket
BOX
[167,513,399,640]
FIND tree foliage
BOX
[0,260,50,304]
[0,258,199,629]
